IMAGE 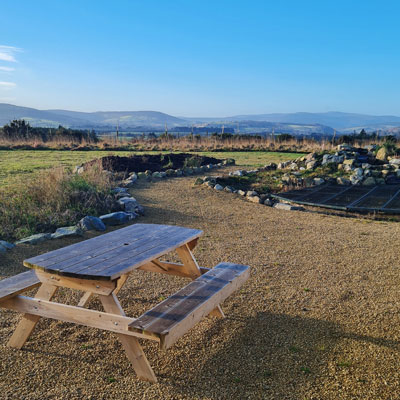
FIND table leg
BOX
[99,293,157,383]
[8,283,58,349]
[176,244,225,319]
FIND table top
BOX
[24,224,203,281]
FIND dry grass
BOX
[0,161,116,241]
[1,134,397,153]
[1,173,400,399]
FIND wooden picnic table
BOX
[0,223,249,383]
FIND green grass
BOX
[0,150,301,187]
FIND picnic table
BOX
[0,223,249,382]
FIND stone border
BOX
[1,159,234,252]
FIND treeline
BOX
[0,120,98,143]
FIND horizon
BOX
[1,1,400,116]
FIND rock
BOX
[273,203,304,211]
[313,177,325,186]
[361,163,371,169]
[337,144,353,151]
[0,246,5,254]
[175,169,183,176]
[306,161,317,170]
[193,177,204,186]
[376,178,385,184]
[237,190,246,196]
[152,171,162,178]
[224,186,234,193]
[396,170,400,178]
[248,196,261,203]
[363,169,371,177]
[289,163,298,170]
[231,170,245,176]
[343,159,355,166]
[306,152,317,161]
[118,196,141,213]
[112,187,129,195]
[362,177,376,186]
[372,170,382,177]
[354,168,363,177]
[78,216,106,232]
[51,226,83,239]
[263,198,274,206]
[100,211,136,226]
[336,177,351,185]
[376,147,389,162]
[183,168,193,175]
[203,181,214,188]
[160,171,167,178]
[137,172,146,179]
[73,165,84,174]
[165,169,176,177]
[382,169,391,178]
[0,240,15,250]
[16,233,52,245]
[389,158,400,165]
[214,184,223,191]
[246,190,258,197]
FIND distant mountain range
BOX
[1,103,400,136]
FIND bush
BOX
[0,162,117,241]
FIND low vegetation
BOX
[0,162,116,241]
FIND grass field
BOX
[0,150,300,187]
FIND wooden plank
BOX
[7,283,58,349]
[35,270,116,295]
[1,295,159,342]
[24,224,167,267]
[0,271,40,302]
[24,224,202,272]
[129,263,250,349]
[99,294,157,382]
[77,292,93,307]
[176,244,202,278]
[175,245,224,318]
[94,230,204,281]
[25,225,202,281]
[138,261,210,278]
[28,224,174,271]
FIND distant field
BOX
[0,150,300,187]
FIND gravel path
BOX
[1,175,400,399]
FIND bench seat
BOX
[128,262,250,349]
[0,270,40,302]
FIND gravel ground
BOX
[1,174,400,399]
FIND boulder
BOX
[273,203,304,211]
[336,177,351,185]
[362,177,376,186]
[100,211,136,226]
[16,233,52,245]
[376,147,389,162]
[118,197,142,213]
[0,246,6,254]
[224,186,234,193]
[246,190,258,197]
[203,181,214,188]
[112,187,129,195]
[0,240,15,250]
[306,161,317,170]
[214,184,223,191]
[343,159,355,166]
[389,158,400,165]
[263,198,274,206]
[137,172,147,179]
[231,170,245,176]
[313,177,325,186]
[78,216,106,232]
[152,171,162,179]
[237,190,246,196]
[51,226,83,239]
[248,196,261,203]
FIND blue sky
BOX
[0,0,399,116]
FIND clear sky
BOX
[0,0,399,116]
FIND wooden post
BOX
[8,283,58,349]
[99,293,157,383]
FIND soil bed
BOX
[85,153,223,173]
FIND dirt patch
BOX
[85,153,223,173]
[1,175,400,399]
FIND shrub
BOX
[0,161,117,241]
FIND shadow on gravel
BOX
[167,312,400,399]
